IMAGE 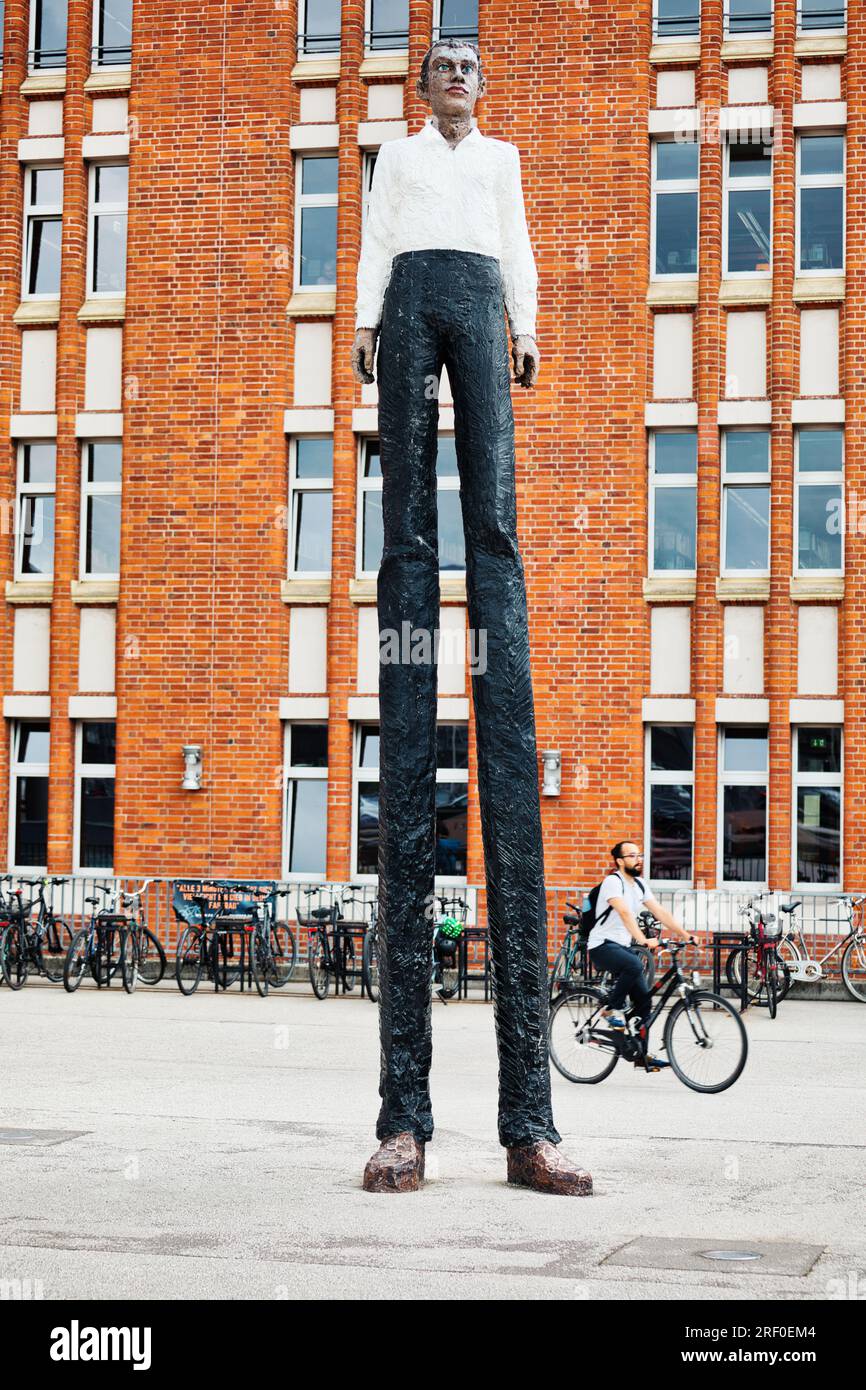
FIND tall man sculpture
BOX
[351,39,591,1196]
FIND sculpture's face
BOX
[422,43,485,120]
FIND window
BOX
[652,139,699,278]
[23,166,63,297]
[721,430,770,574]
[75,722,115,871]
[298,0,341,54]
[288,438,333,576]
[725,139,772,276]
[798,134,844,274]
[653,0,700,38]
[16,442,56,579]
[88,163,128,295]
[646,726,694,882]
[793,727,841,885]
[725,0,772,33]
[0,2,5,59]
[649,431,697,574]
[434,0,478,43]
[81,441,121,579]
[367,0,409,51]
[795,427,843,574]
[798,0,845,32]
[10,721,49,868]
[720,726,768,884]
[295,155,338,289]
[358,436,465,577]
[30,0,67,69]
[283,724,328,878]
[93,0,132,66]
[353,723,469,880]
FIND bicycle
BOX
[301,886,364,999]
[549,931,748,1093]
[776,894,866,1003]
[174,882,260,995]
[115,881,167,992]
[0,876,73,989]
[63,886,127,992]
[432,894,468,1002]
[362,900,380,1003]
[548,900,655,1002]
[246,885,297,997]
[725,898,790,1018]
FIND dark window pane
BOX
[82,722,116,764]
[439,0,478,41]
[728,0,772,32]
[438,491,465,570]
[797,787,841,883]
[724,728,768,773]
[299,206,337,285]
[656,0,700,36]
[290,724,328,768]
[302,0,341,52]
[88,441,121,483]
[301,156,339,197]
[363,491,383,572]
[295,437,333,480]
[656,193,698,274]
[435,782,467,875]
[97,0,133,64]
[370,0,409,47]
[23,442,56,486]
[653,486,697,570]
[654,432,697,474]
[34,0,67,67]
[95,164,128,203]
[356,784,379,875]
[28,218,63,294]
[657,141,699,182]
[359,727,380,768]
[288,779,327,873]
[18,722,50,764]
[724,484,770,570]
[650,725,694,771]
[20,495,55,575]
[86,493,121,574]
[294,491,332,571]
[725,430,769,472]
[15,776,48,865]
[798,428,843,472]
[649,784,693,880]
[364,441,382,478]
[798,483,842,569]
[729,141,772,177]
[800,186,844,271]
[800,134,844,176]
[80,777,115,870]
[436,724,469,770]
[723,784,767,881]
[797,726,841,774]
[799,0,845,28]
[727,188,771,272]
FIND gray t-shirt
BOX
[587,872,647,950]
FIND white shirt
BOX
[586,873,648,951]
[354,117,538,339]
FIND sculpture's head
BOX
[416,38,486,121]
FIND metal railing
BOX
[653,10,701,39]
[725,7,773,35]
[797,3,846,29]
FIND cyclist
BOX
[587,840,696,1071]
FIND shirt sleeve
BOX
[354,141,396,331]
[497,143,538,341]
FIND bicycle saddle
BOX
[780,901,802,913]
[85,896,99,905]
[563,912,580,926]
[309,907,332,920]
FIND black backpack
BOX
[581,872,645,934]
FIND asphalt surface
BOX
[0,982,862,1300]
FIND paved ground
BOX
[0,982,863,1300]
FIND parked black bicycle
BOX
[0,876,73,989]
[301,886,364,999]
[116,881,167,992]
[362,899,380,1002]
[64,886,127,992]
[549,927,748,1093]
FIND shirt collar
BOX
[418,117,483,147]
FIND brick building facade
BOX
[0,0,860,900]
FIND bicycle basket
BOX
[760,915,782,939]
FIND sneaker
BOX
[604,1012,627,1030]
[636,1053,670,1071]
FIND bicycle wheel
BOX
[362,926,379,1002]
[175,926,205,996]
[121,929,140,994]
[663,989,748,1093]
[765,954,778,1018]
[250,930,269,998]
[548,986,620,1084]
[268,922,297,987]
[309,932,329,999]
[437,947,460,1000]
[841,935,866,1003]
[64,930,91,993]
[342,933,358,992]
[725,945,748,992]
[0,924,28,990]
[548,947,570,1002]
[137,928,166,986]
[39,919,73,983]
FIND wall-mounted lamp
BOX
[181,744,203,791]
[541,749,561,798]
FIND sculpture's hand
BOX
[352,327,379,385]
[511,334,540,389]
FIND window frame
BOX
[8,720,50,871]
[79,439,122,581]
[22,164,64,301]
[796,130,846,278]
[791,725,843,890]
[793,426,844,578]
[365,0,410,54]
[652,0,701,40]
[86,160,128,298]
[293,152,339,293]
[73,720,116,875]
[724,0,773,36]
[723,137,773,280]
[720,428,771,578]
[281,721,329,883]
[650,137,700,282]
[297,0,342,56]
[648,430,698,577]
[29,0,67,72]
[644,724,695,889]
[717,724,770,889]
[15,441,56,581]
[287,436,333,579]
[91,0,132,69]
[356,434,465,580]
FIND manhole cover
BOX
[0,1128,88,1147]
[603,1237,822,1277]
[701,1249,763,1262]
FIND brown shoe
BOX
[362,1132,426,1193]
[506,1139,593,1196]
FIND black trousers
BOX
[588,941,653,1026]
[374,248,560,1149]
